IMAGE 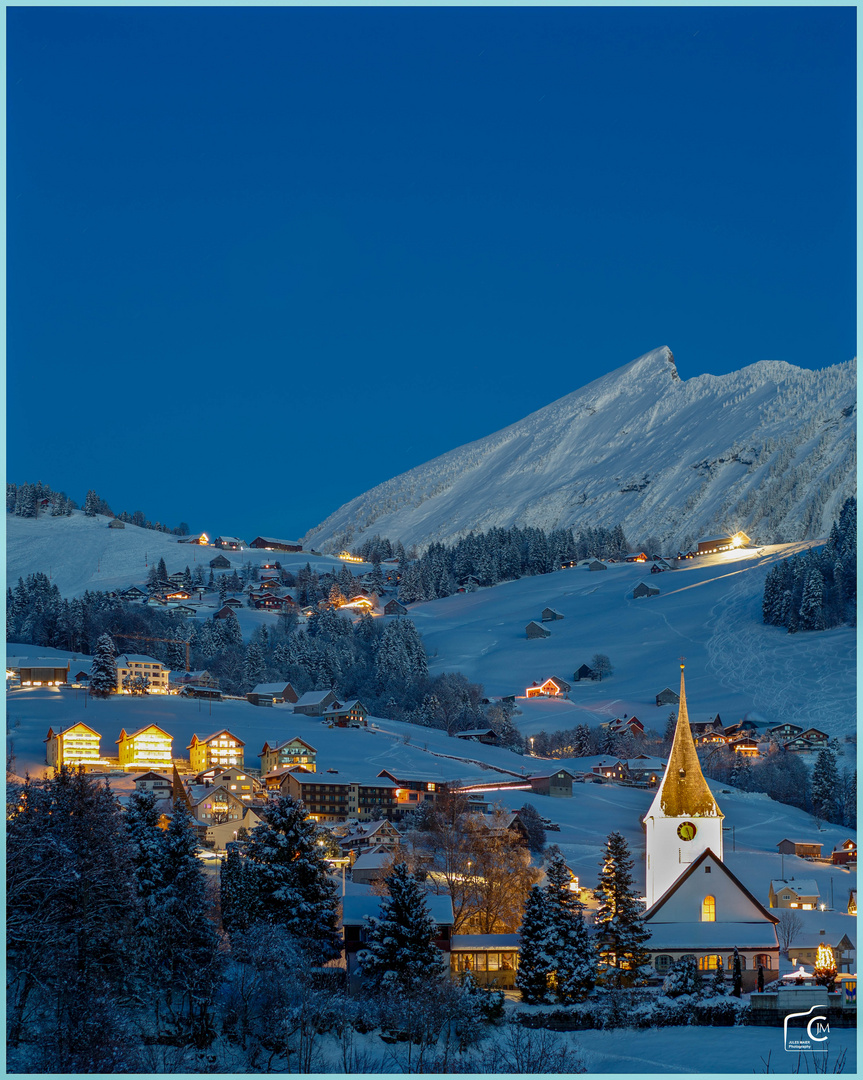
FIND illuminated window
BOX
[698,954,721,971]
[701,896,716,922]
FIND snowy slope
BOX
[408,545,856,740]
[5,510,361,599]
[302,347,856,552]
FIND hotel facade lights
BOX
[45,722,102,768]
[117,724,173,771]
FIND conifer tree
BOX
[220,846,260,934]
[811,749,840,823]
[593,831,651,986]
[515,885,554,1003]
[244,795,341,962]
[731,947,743,997]
[544,848,596,1003]
[358,861,445,990]
[89,632,118,697]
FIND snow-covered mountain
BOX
[303,347,856,553]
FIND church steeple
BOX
[652,664,722,819]
[644,663,724,908]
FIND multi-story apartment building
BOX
[44,722,102,769]
[116,654,170,694]
[187,729,244,772]
[117,724,173,771]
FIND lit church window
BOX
[701,895,716,922]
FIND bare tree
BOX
[776,910,804,954]
[591,653,613,681]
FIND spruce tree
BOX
[593,831,651,986]
[515,885,554,1003]
[731,947,742,997]
[244,794,341,962]
[89,632,118,697]
[544,848,596,1003]
[358,861,445,990]
[811,750,840,824]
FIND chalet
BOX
[249,536,303,552]
[213,605,239,621]
[643,849,779,990]
[541,607,564,622]
[340,595,375,612]
[179,533,210,545]
[186,782,250,827]
[525,677,570,698]
[525,621,551,640]
[377,769,452,810]
[574,664,597,682]
[455,728,499,745]
[338,818,403,856]
[588,560,608,572]
[729,737,760,756]
[784,737,823,754]
[45,722,102,769]
[832,839,857,866]
[526,769,576,797]
[108,517,125,528]
[655,686,680,707]
[247,681,300,706]
[690,715,724,737]
[194,765,261,801]
[252,592,294,611]
[168,572,187,585]
[798,727,829,747]
[259,736,317,775]
[776,839,823,859]
[116,654,170,694]
[768,722,803,741]
[625,552,648,562]
[120,585,147,601]
[323,699,368,728]
[696,532,751,556]
[294,690,339,717]
[384,598,408,617]
[180,685,222,701]
[768,879,820,910]
[117,724,173,771]
[132,770,173,798]
[342,894,454,985]
[651,559,672,572]
[171,668,219,690]
[167,603,197,619]
[604,715,644,736]
[789,931,856,974]
[591,759,630,782]
[166,589,193,601]
[209,554,232,570]
[146,594,167,607]
[15,658,70,686]
[624,756,666,786]
[187,729,244,772]
[633,582,660,599]
[214,537,244,550]
[695,730,729,748]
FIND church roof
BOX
[647,666,723,819]
[643,848,778,925]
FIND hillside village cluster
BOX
[6,523,858,1072]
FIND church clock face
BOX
[677,821,697,842]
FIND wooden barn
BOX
[525,621,551,640]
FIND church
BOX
[641,665,780,988]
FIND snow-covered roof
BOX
[341,893,454,927]
[644,923,779,949]
[770,879,819,895]
[116,654,161,665]
[296,691,336,706]
[450,934,521,950]
[351,852,393,870]
[251,682,294,695]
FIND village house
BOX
[117,724,173,771]
[525,676,570,698]
[689,715,724,737]
[45,722,102,769]
[258,736,317,775]
[338,818,403,857]
[178,533,210,545]
[591,759,630,782]
[383,598,408,616]
[294,690,339,716]
[625,552,648,562]
[776,839,823,859]
[848,890,857,916]
[108,517,125,528]
[525,620,551,640]
[119,585,147,601]
[13,656,71,686]
[525,769,576,797]
[323,699,369,727]
[696,532,751,555]
[116,654,170,694]
[633,581,660,599]
[281,773,399,823]
[247,681,300,706]
[213,605,240,621]
[214,536,245,550]
[797,727,830,747]
[194,765,261,802]
[209,554,232,569]
[768,722,803,741]
[187,729,244,772]
[603,715,644,736]
[624,756,666,786]
[248,536,303,552]
[655,686,680,707]
[349,851,394,886]
[132,770,173,798]
[573,663,596,682]
[789,931,856,973]
[455,728,499,745]
[832,839,857,866]
[450,934,521,988]
[541,607,564,622]
[768,879,820,910]
[588,560,607,571]
[377,769,453,811]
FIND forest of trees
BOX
[7,480,191,536]
[762,497,856,632]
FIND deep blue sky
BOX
[8,7,855,543]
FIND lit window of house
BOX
[701,895,716,922]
